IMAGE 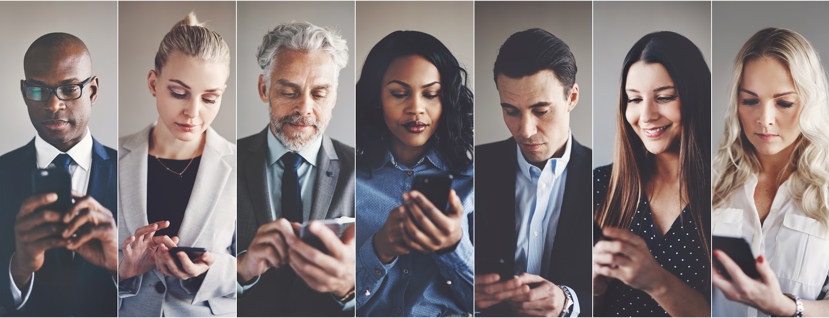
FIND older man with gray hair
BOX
[236,21,356,316]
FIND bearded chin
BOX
[272,122,320,152]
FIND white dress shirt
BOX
[9,129,94,308]
[713,174,829,316]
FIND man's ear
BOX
[567,83,579,112]
[258,74,269,103]
[88,77,99,104]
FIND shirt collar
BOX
[375,146,447,172]
[35,128,93,171]
[267,129,321,167]
[516,131,573,180]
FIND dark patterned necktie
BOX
[280,152,303,223]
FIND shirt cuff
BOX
[8,254,33,310]
[356,233,397,308]
[235,250,261,296]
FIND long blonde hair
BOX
[713,28,829,226]
[154,12,230,72]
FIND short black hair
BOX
[493,28,576,94]
[356,30,473,173]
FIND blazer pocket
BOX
[776,213,829,289]
[207,297,236,316]
[713,208,743,237]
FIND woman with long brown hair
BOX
[592,31,711,316]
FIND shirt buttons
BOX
[402,268,409,275]
[375,269,382,276]
[533,231,539,237]
[154,281,165,294]
[364,290,371,296]
[406,171,413,176]
[446,280,452,285]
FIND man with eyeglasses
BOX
[0,33,117,316]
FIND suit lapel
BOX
[543,139,588,277]
[178,128,232,246]
[244,129,272,226]
[120,127,151,238]
[309,137,339,221]
[87,139,115,212]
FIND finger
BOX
[289,237,340,274]
[63,195,103,223]
[475,273,502,286]
[602,227,644,246]
[403,193,443,246]
[341,224,355,246]
[593,251,631,268]
[288,248,338,292]
[162,251,191,279]
[446,189,464,218]
[594,240,635,258]
[253,230,289,265]
[135,220,170,237]
[152,235,179,248]
[198,251,215,266]
[30,236,70,252]
[714,249,754,287]
[122,235,136,251]
[481,282,530,302]
[401,223,432,253]
[594,264,622,280]
[307,221,346,258]
[177,251,206,277]
[410,190,458,233]
[250,242,282,268]
[67,224,112,249]
[16,209,62,233]
[478,276,524,297]
[711,265,738,297]
[18,193,58,219]
[171,236,180,245]
[62,208,92,238]
[754,255,776,285]
[17,222,65,243]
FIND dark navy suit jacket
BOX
[0,138,116,316]
[475,137,593,316]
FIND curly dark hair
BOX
[356,30,473,173]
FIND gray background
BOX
[119,1,236,141]
[237,1,355,145]
[593,1,711,168]
[474,1,592,147]
[713,2,829,152]
[356,1,474,93]
[0,2,117,151]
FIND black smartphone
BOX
[169,247,207,269]
[299,217,355,254]
[411,174,453,213]
[713,236,760,280]
[32,167,73,214]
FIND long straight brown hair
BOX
[595,31,711,258]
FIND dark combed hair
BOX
[493,28,577,95]
[356,30,473,173]
[595,31,711,257]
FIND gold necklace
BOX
[154,155,195,178]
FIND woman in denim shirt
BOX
[355,30,474,316]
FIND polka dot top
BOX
[593,164,710,317]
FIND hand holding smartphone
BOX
[169,247,207,270]
[32,167,73,214]
[299,216,355,254]
[713,236,761,280]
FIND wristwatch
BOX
[784,293,803,317]
[559,285,574,317]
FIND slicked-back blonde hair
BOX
[154,12,230,72]
[713,27,829,226]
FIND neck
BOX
[652,151,681,183]
[149,126,204,159]
[757,143,796,179]
[391,142,427,167]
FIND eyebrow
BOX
[277,79,330,90]
[386,80,441,89]
[500,101,551,109]
[739,88,796,98]
[626,85,675,94]
[170,79,224,93]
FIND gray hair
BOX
[257,21,348,84]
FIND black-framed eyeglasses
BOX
[20,76,96,102]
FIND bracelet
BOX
[559,285,574,317]
[337,286,356,302]
[784,293,803,317]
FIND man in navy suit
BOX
[0,33,117,316]
[474,28,592,317]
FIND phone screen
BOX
[411,174,453,213]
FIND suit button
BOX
[155,281,165,293]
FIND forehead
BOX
[741,56,795,93]
[158,51,229,90]
[382,55,439,83]
[496,69,566,107]
[625,61,673,91]
[270,49,339,86]
[25,50,91,84]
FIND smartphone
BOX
[169,247,207,269]
[32,168,73,214]
[299,217,355,254]
[713,236,760,280]
[411,174,453,213]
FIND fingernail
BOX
[757,255,764,263]
[47,193,57,201]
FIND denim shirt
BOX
[356,149,474,317]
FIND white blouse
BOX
[713,174,829,316]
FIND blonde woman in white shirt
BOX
[712,27,829,317]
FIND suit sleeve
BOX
[190,224,236,303]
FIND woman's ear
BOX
[147,69,158,97]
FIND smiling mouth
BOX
[642,125,670,138]
[403,121,430,133]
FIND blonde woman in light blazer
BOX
[116,13,236,316]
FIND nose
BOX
[758,101,775,127]
[45,91,65,113]
[182,98,200,118]
[295,93,314,115]
[639,98,659,124]
[404,96,426,115]
[517,114,537,139]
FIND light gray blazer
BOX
[117,124,237,317]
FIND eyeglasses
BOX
[21,76,96,102]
